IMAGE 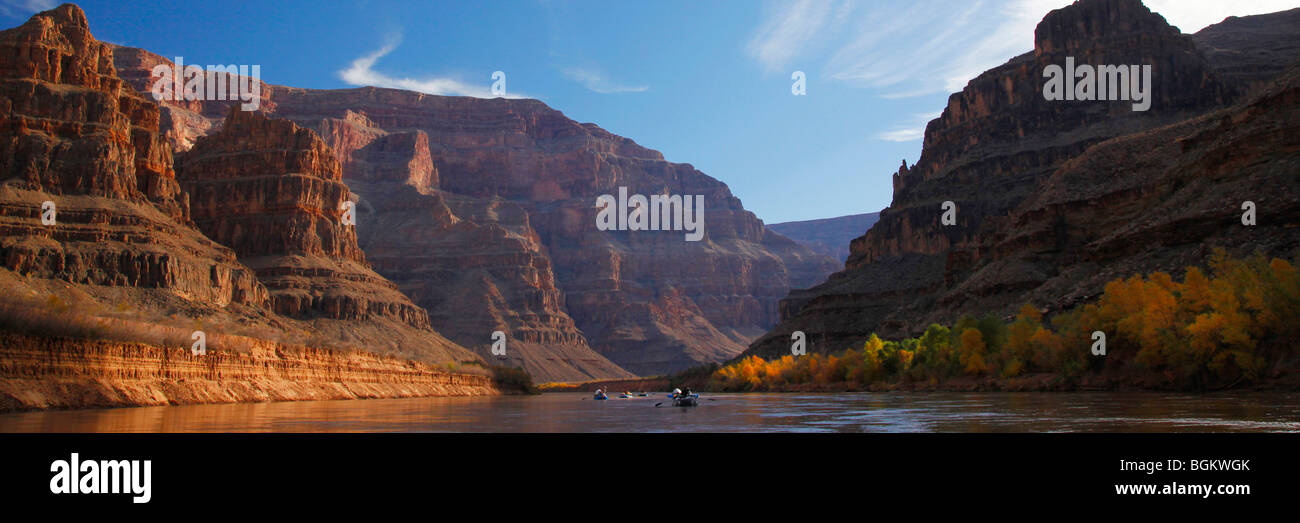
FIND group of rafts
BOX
[592,388,699,407]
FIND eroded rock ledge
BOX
[0,334,508,412]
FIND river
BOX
[1,392,1297,432]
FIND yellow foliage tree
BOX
[959,328,986,376]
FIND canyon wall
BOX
[175,108,478,365]
[111,50,838,379]
[746,0,1300,358]
[0,333,503,413]
[277,92,838,377]
[0,4,267,308]
[0,5,490,412]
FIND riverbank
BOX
[538,377,670,393]
[677,371,1300,393]
[0,333,516,413]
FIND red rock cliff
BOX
[0,5,477,382]
[746,0,1300,358]
[0,333,504,413]
[0,4,267,307]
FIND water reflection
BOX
[0,392,1297,433]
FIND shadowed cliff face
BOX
[745,0,1300,359]
[1190,8,1300,97]
[176,108,480,365]
[317,124,635,382]
[111,51,837,380]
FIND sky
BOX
[1,0,1295,224]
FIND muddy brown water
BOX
[1,392,1297,432]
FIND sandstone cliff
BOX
[746,0,1300,358]
[111,51,838,379]
[0,4,483,402]
[0,4,267,309]
[0,333,503,412]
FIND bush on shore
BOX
[712,251,1300,391]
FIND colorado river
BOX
[2,392,1298,432]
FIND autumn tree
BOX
[959,328,987,376]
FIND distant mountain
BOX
[746,0,1300,359]
[767,213,881,264]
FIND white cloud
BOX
[874,111,942,142]
[562,67,648,94]
[0,0,56,18]
[875,127,926,142]
[338,36,529,99]
[747,0,846,73]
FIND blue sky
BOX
[2,0,1293,223]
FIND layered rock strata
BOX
[0,5,267,307]
[0,333,504,413]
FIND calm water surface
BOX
[1,392,1297,433]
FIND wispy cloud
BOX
[752,0,1298,100]
[747,0,849,73]
[0,0,56,18]
[562,67,648,94]
[338,35,529,99]
[824,0,1064,98]
[745,0,1056,97]
[874,111,941,142]
[875,128,926,142]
